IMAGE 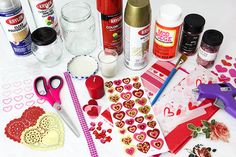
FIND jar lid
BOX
[183,14,205,34]
[202,29,224,46]
[31,27,57,46]
[159,4,182,22]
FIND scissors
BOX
[34,75,80,137]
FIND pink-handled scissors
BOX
[34,75,80,137]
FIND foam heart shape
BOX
[135,97,147,106]
[229,69,236,77]
[135,116,144,123]
[122,78,131,84]
[215,65,228,73]
[111,103,122,111]
[133,89,144,98]
[85,106,101,118]
[151,139,164,150]
[113,111,125,120]
[121,92,132,100]
[126,108,138,117]
[125,147,135,156]
[137,142,150,153]
[21,113,64,150]
[115,86,124,93]
[105,81,113,88]
[124,84,132,91]
[133,82,141,89]
[133,132,146,142]
[147,129,160,139]
[123,100,135,109]
[137,123,147,130]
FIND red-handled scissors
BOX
[34,75,80,137]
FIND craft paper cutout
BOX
[4,106,64,150]
[105,76,168,157]
[153,65,218,135]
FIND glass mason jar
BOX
[60,1,97,55]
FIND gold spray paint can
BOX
[124,0,151,70]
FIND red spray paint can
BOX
[97,0,123,55]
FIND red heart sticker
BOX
[147,129,160,139]
[127,125,137,133]
[113,111,125,120]
[133,89,144,98]
[135,116,144,123]
[137,142,150,153]
[122,78,131,84]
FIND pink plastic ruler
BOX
[64,72,98,157]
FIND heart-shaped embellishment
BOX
[14,103,24,109]
[137,123,147,130]
[124,84,132,91]
[133,89,144,98]
[21,113,64,150]
[225,55,232,60]
[215,65,228,73]
[121,92,132,100]
[137,142,150,153]
[164,107,175,117]
[133,132,146,142]
[109,94,120,103]
[119,129,126,134]
[221,59,232,66]
[122,136,132,145]
[83,105,101,119]
[132,76,139,82]
[229,69,236,77]
[126,108,138,117]
[127,125,137,133]
[147,121,157,128]
[123,100,135,109]
[145,114,154,121]
[151,139,164,150]
[133,82,141,89]
[111,103,122,112]
[2,98,12,105]
[113,111,125,120]
[135,98,147,106]
[114,80,122,86]
[138,105,151,114]
[105,81,113,88]
[135,116,144,123]
[122,78,131,84]
[218,74,231,82]
[115,121,125,128]
[115,86,124,93]
[88,99,98,106]
[3,105,13,112]
[125,119,135,125]
[107,88,114,94]
[125,147,135,156]
[14,95,23,102]
[147,129,160,139]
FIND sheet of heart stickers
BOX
[212,54,236,85]
[0,67,45,114]
[104,76,168,157]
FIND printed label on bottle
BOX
[198,47,217,61]
[100,13,122,55]
[124,23,150,69]
[0,8,31,56]
[180,32,199,53]
[153,23,181,60]
[30,0,59,32]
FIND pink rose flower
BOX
[194,147,211,157]
[210,121,230,142]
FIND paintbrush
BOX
[151,54,188,106]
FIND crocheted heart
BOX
[21,113,64,150]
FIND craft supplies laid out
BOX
[1,0,235,157]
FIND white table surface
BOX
[0,0,236,156]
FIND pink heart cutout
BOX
[2,106,13,112]
[124,84,132,91]
[14,95,23,102]
[225,55,232,60]
[215,64,227,73]
[229,69,236,77]
[150,139,164,150]
[14,103,24,109]
[2,98,12,104]
[125,147,135,156]
[137,123,147,130]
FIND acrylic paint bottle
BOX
[0,0,32,56]
[28,0,59,33]
[97,0,123,55]
[153,4,182,61]
[124,0,151,70]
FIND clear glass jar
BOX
[31,27,63,67]
[60,1,97,55]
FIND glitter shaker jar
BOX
[196,29,223,68]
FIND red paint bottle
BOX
[97,0,123,55]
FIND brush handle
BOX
[151,68,177,106]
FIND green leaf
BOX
[196,127,201,132]
[192,131,198,138]
[211,119,216,125]
[188,124,197,131]
[206,131,210,138]
[202,128,208,133]
[202,120,210,127]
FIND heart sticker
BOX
[105,81,113,88]
[135,116,144,123]
[218,74,231,82]
[133,82,141,89]
[115,121,125,128]
[107,88,114,94]
[137,123,147,130]
[122,136,132,145]
[114,80,122,86]
[132,76,139,82]
[225,55,232,60]
[119,129,126,134]
[109,94,120,103]
[145,114,154,121]
[147,129,160,139]
[137,142,150,153]
[123,100,135,109]
[127,125,137,133]
[83,100,101,119]
[135,97,147,106]
[125,119,135,125]
[115,86,124,93]
[221,59,232,66]
[215,65,227,73]
[111,103,122,112]
[122,78,131,84]
[124,84,132,91]
[125,147,135,156]
[121,92,132,100]
[138,105,151,114]
[147,121,157,128]
[151,139,164,150]
[133,89,144,98]
[229,69,236,77]
[126,108,138,117]
[113,111,125,120]
[133,132,146,142]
